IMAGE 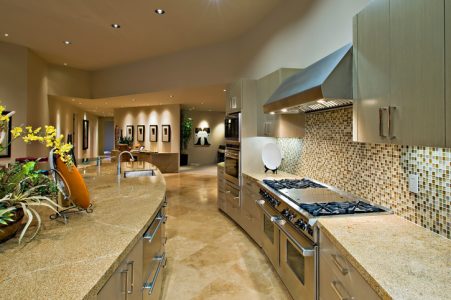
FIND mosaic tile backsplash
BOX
[277,108,450,239]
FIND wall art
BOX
[194,128,211,146]
[82,120,89,150]
[137,125,145,142]
[150,125,158,142]
[162,125,171,143]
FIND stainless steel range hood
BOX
[264,44,353,114]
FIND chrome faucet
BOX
[117,151,135,175]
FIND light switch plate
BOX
[408,174,419,194]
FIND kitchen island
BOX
[0,161,166,299]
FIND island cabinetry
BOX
[241,176,263,246]
[97,239,143,300]
[319,233,380,300]
[98,200,167,300]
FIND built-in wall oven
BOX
[224,140,240,186]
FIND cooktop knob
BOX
[307,225,314,236]
[295,219,306,230]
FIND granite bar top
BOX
[0,161,167,299]
[318,214,451,300]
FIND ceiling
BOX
[0,0,282,70]
[51,83,227,116]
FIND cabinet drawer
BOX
[242,177,260,194]
[320,233,380,300]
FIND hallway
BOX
[161,166,291,300]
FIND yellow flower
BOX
[33,127,42,135]
[10,127,23,139]
[45,125,56,136]
[25,126,33,134]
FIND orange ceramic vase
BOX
[56,158,91,209]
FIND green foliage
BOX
[0,161,57,200]
[181,113,193,152]
[118,136,133,146]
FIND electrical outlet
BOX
[408,174,419,194]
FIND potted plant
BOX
[0,161,61,243]
[0,103,73,244]
[180,112,193,166]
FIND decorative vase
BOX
[0,208,24,244]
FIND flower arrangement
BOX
[0,103,73,244]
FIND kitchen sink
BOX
[123,169,156,178]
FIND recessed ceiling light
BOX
[63,40,72,45]
[281,108,288,113]
[4,33,9,37]
[201,102,204,105]
[132,98,135,101]
[169,95,173,98]
[223,89,227,92]
[111,23,121,29]
[270,112,275,115]
[155,9,165,15]
[63,63,68,66]
[71,98,75,101]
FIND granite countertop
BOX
[0,161,167,299]
[318,214,451,300]
[242,169,301,182]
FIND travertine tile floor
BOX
[161,166,291,300]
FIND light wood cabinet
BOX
[241,176,263,246]
[226,80,242,114]
[353,0,390,144]
[97,239,143,300]
[354,0,446,147]
[257,69,305,138]
[217,164,225,211]
[319,233,381,300]
[389,0,445,146]
[446,0,451,147]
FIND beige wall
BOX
[47,64,91,98]
[0,42,28,164]
[48,96,99,159]
[114,104,180,153]
[90,0,369,98]
[183,110,225,166]
[27,51,49,157]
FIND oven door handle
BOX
[256,200,279,222]
[274,218,315,257]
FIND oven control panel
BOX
[259,188,314,240]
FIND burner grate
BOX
[300,201,385,217]
[263,179,325,190]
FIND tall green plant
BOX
[181,113,193,152]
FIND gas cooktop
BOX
[262,178,386,217]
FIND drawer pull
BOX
[127,261,134,294]
[331,280,351,300]
[331,254,349,275]
[144,216,165,242]
[143,253,166,295]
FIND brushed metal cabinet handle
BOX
[331,254,349,275]
[379,107,387,137]
[120,269,128,300]
[331,280,351,300]
[127,261,134,294]
[388,106,396,139]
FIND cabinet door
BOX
[354,0,390,143]
[226,81,242,114]
[390,0,445,146]
[98,240,143,300]
[445,0,451,147]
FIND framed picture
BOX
[137,125,145,142]
[162,125,171,143]
[82,120,89,150]
[194,128,211,146]
[0,111,12,158]
[149,125,158,142]
[126,125,134,141]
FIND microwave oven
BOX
[224,113,240,141]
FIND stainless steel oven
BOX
[276,218,317,300]
[256,198,317,300]
[256,200,280,269]
[224,140,240,186]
